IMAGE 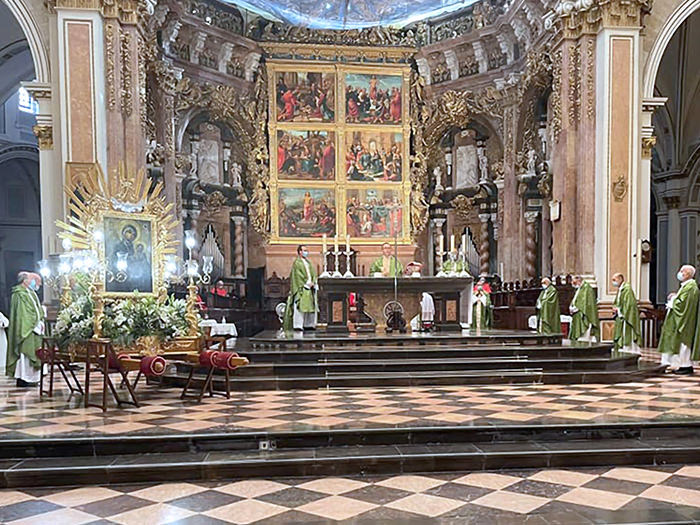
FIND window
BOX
[17,87,39,114]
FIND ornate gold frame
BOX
[268,60,412,245]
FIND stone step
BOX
[201,354,639,377]
[164,362,665,390]
[2,434,698,488]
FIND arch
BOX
[642,0,700,97]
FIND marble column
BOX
[431,217,446,275]
[524,211,539,280]
[232,215,246,278]
[24,82,63,257]
[478,213,491,276]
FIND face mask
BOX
[612,281,620,288]
[301,250,308,258]
[29,280,38,291]
[542,284,547,289]
[677,272,685,281]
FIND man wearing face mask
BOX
[441,250,463,275]
[658,265,700,374]
[536,277,561,335]
[282,245,318,332]
[611,273,641,353]
[6,272,45,387]
[569,276,600,343]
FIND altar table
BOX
[318,277,473,333]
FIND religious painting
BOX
[344,73,403,125]
[345,130,403,182]
[278,188,336,238]
[277,130,336,181]
[346,188,403,239]
[275,71,336,122]
[103,215,154,294]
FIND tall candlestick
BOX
[439,234,444,253]
[462,233,467,251]
[334,234,338,252]
[450,234,455,252]
[322,233,327,253]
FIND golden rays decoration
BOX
[57,162,179,336]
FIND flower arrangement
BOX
[53,286,194,349]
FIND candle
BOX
[450,235,455,252]
[462,233,467,252]
[322,233,327,253]
[439,234,444,253]
[346,234,350,252]
[334,234,339,252]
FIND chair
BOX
[38,337,83,398]
[84,339,139,411]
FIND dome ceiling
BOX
[225,0,479,29]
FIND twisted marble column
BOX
[478,213,491,276]
[524,211,539,280]
[232,216,245,278]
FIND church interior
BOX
[0,0,700,522]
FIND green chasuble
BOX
[569,282,600,341]
[536,285,561,335]
[6,285,44,377]
[612,282,641,350]
[282,256,318,331]
[441,259,464,274]
[369,256,403,277]
[471,292,492,329]
[658,279,700,360]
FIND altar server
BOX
[471,281,492,329]
[283,245,318,332]
[658,265,700,375]
[6,272,45,387]
[370,242,403,277]
[612,273,641,353]
[420,292,435,331]
[569,276,599,343]
[536,277,561,335]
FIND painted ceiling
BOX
[225,0,479,29]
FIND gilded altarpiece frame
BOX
[268,61,411,245]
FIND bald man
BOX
[612,273,641,354]
[658,265,700,375]
[536,277,561,335]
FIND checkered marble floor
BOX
[1,374,700,438]
[1,465,699,524]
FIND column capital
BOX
[49,0,150,25]
[641,96,667,113]
[32,125,53,150]
[545,0,652,39]
[524,210,540,223]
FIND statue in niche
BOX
[433,165,444,192]
[526,148,537,175]
[455,144,478,188]
[198,138,220,185]
[477,147,489,183]
[231,162,243,189]
[189,141,199,178]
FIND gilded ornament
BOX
[641,136,656,159]
[105,23,116,111]
[120,29,133,116]
[32,125,53,150]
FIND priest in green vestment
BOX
[6,272,45,387]
[441,251,464,275]
[471,282,492,329]
[612,273,641,353]
[659,264,700,375]
[369,242,403,277]
[282,245,318,332]
[536,277,561,335]
[569,276,600,343]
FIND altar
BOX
[318,277,473,333]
